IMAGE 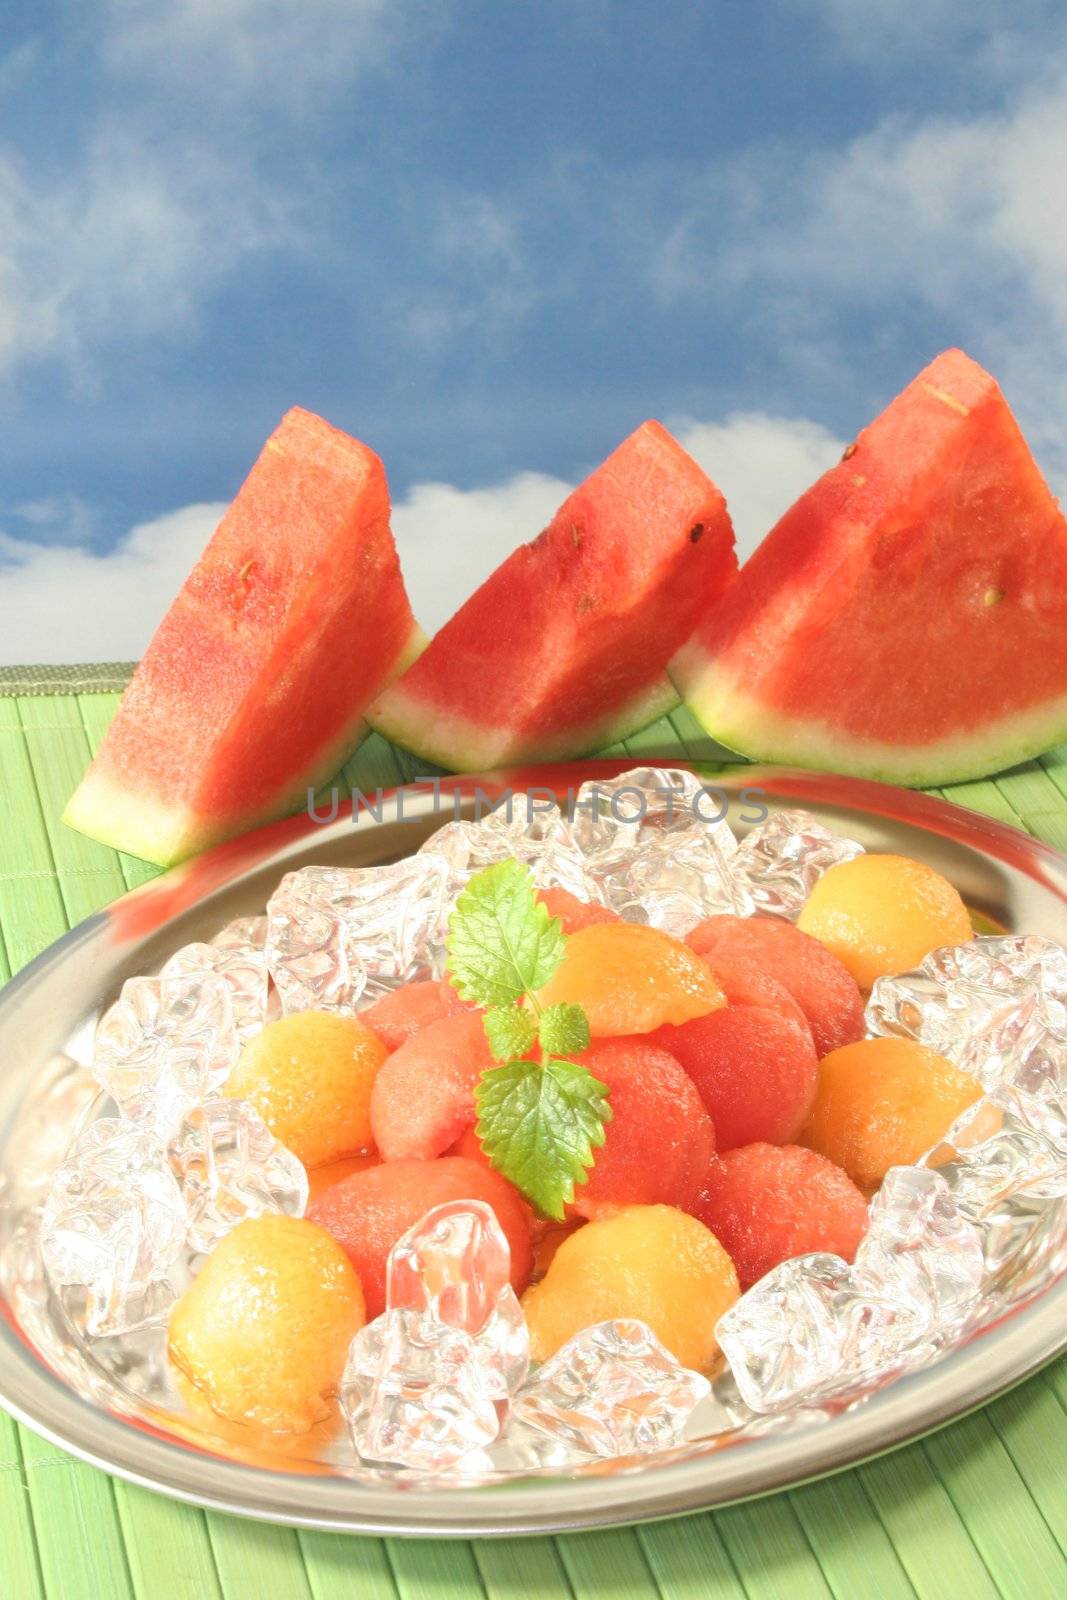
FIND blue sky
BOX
[2,1,1067,660]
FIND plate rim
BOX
[1,760,1065,1536]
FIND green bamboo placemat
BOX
[1,677,1065,1600]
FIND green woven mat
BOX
[1,678,1066,1599]
[0,663,136,696]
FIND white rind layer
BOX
[368,671,681,771]
[62,717,372,867]
[671,642,1067,787]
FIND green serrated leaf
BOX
[483,1005,539,1063]
[538,1002,590,1058]
[446,859,565,1010]
[475,1056,612,1221]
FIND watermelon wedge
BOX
[671,349,1067,786]
[367,421,736,769]
[64,408,425,866]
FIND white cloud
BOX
[103,1,443,115]
[0,413,843,663]
[0,128,295,380]
[0,504,225,663]
[0,38,43,98]
[392,470,572,631]
[5,493,101,546]
[791,0,1060,60]
[0,2,437,381]
[653,67,1067,487]
[673,413,843,562]
[392,192,538,352]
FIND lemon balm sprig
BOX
[445,860,611,1220]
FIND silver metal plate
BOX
[1,762,1064,1537]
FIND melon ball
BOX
[536,922,725,1036]
[369,1011,494,1162]
[796,853,973,990]
[360,979,471,1052]
[522,1205,739,1372]
[306,1151,381,1204]
[701,950,811,1036]
[306,1155,533,1318]
[226,1011,386,1169]
[537,887,620,934]
[570,1038,716,1217]
[168,1368,344,1467]
[446,1124,493,1170]
[167,1215,364,1432]
[651,1005,818,1150]
[532,1219,585,1279]
[801,1036,983,1192]
[693,1144,869,1288]
[687,914,864,1057]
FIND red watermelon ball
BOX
[570,1038,716,1219]
[448,1124,492,1170]
[699,949,811,1036]
[687,914,864,1058]
[692,1143,868,1288]
[360,978,472,1053]
[306,1155,533,1318]
[651,1003,818,1150]
[537,887,620,934]
[369,1011,492,1161]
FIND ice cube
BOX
[735,808,864,919]
[92,972,240,1138]
[717,1168,987,1413]
[385,1200,528,1398]
[266,856,449,1012]
[869,935,1067,1141]
[167,1096,308,1254]
[342,1310,502,1468]
[574,767,718,831]
[867,935,1067,1064]
[715,1254,865,1412]
[508,1319,710,1462]
[925,1093,1067,1289]
[855,1166,985,1351]
[341,1201,529,1468]
[958,992,1067,1139]
[161,940,269,1043]
[389,1199,508,1326]
[566,767,751,935]
[40,1119,188,1337]
[420,803,604,902]
[212,915,268,952]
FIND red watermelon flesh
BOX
[367,421,736,769]
[64,408,424,866]
[671,349,1067,785]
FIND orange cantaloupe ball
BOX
[534,922,725,1036]
[796,853,973,991]
[226,1010,386,1168]
[521,1204,739,1371]
[800,1036,983,1193]
[168,1215,365,1432]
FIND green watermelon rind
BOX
[368,670,682,771]
[671,640,1067,788]
[63,621,429,867]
